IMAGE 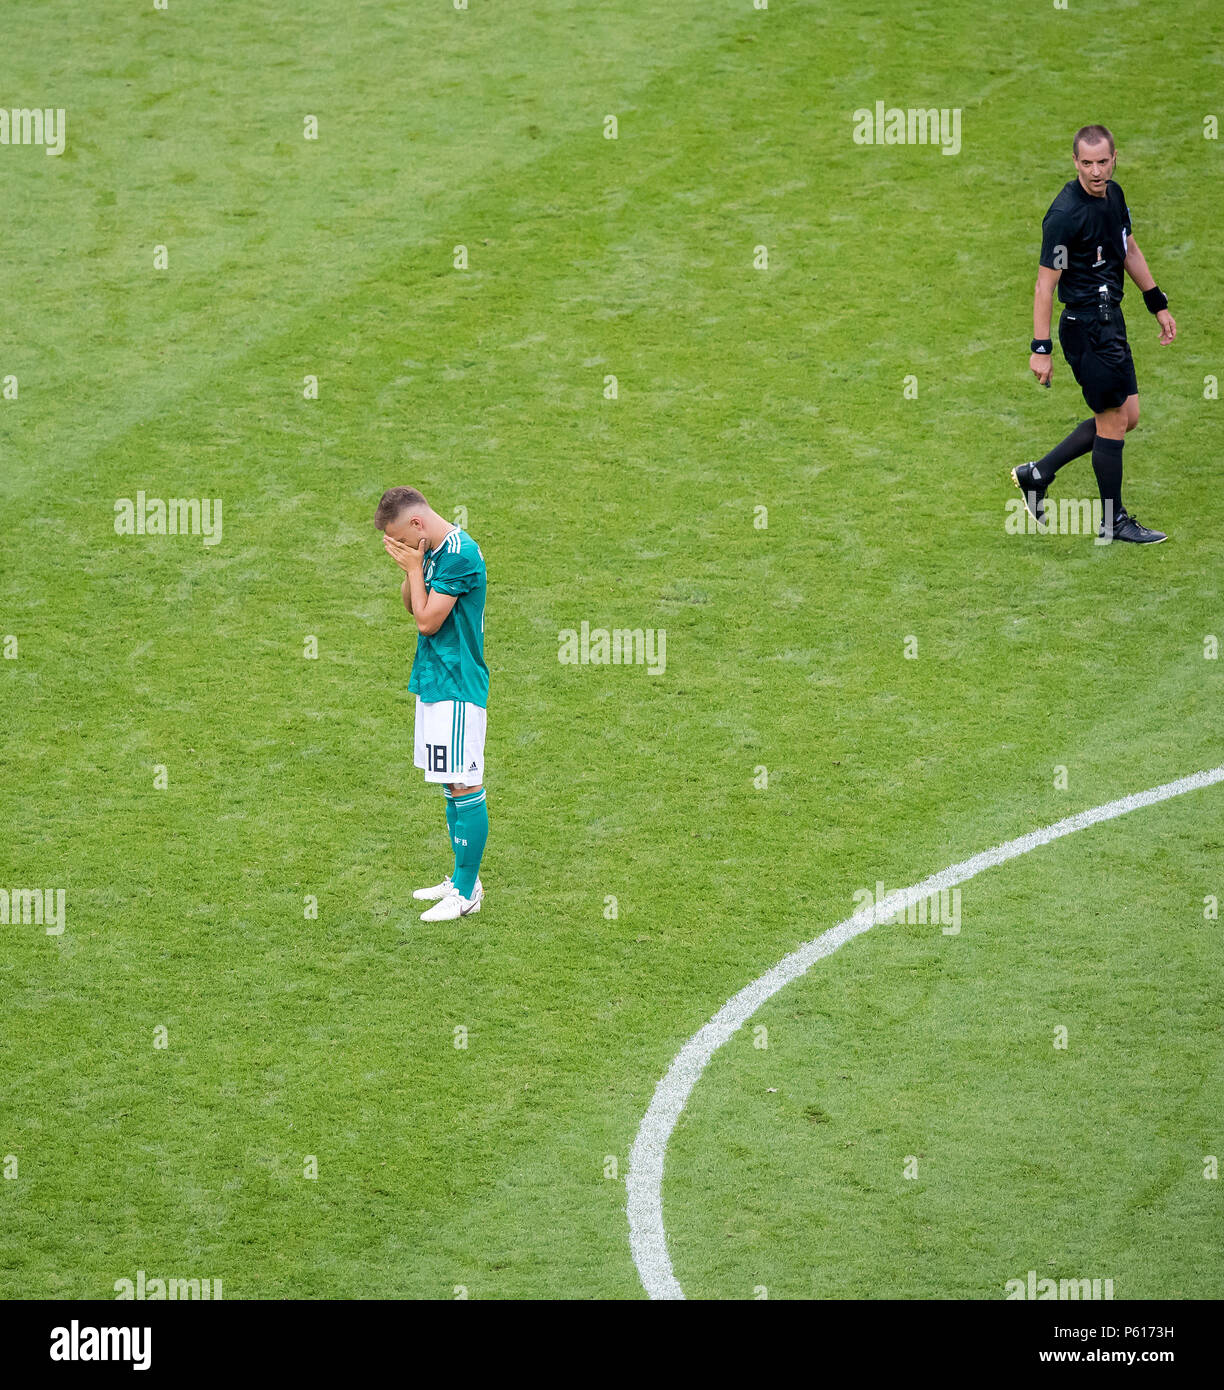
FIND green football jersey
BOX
[409,527,489,708]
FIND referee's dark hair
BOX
[1073,124,1115,157]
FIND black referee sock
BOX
[1091,435,1125,519]
[1032,418,1096,483]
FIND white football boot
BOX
[413,875,455,902]
[419,881,483,922]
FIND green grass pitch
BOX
[2,0,1221,1300]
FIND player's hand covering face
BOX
[384,533,427,573]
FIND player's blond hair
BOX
[374,486,430,529]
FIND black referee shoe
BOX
[1011,462,1048,527]
[1099,510,1167,545]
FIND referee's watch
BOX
[1030,338,1053,355]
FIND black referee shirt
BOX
[1039,178,1131,309]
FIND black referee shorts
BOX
[1058,307,1138,414]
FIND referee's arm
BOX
[1124,236,1178,345]
[1030,264,1061,384]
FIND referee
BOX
[1013,125,1176,543]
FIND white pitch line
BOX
[626,764,1224,1300]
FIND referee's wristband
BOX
[1142,285,1169,314]
[1030,339,1053,355]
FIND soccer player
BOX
[375,487,489,922]
[1013,125,1177,543]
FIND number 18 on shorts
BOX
[414,698,486,786]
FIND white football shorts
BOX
[414,698,486,786]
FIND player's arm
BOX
[412,587,457,636]
[1030,264,1061,385]
[384,535,459,635]
[1124,235,1177,345]
[385,534,418,612]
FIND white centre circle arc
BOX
[626,764,1224,1300]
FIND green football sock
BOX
[450,788,488,900]
[443,788,458,879]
